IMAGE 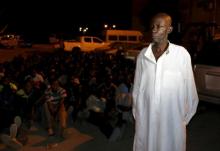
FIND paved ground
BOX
[0,118,133,151]
[187,101,220,151]
[0,101,219,151]
[0,124,93,151]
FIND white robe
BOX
[132,43,199,151]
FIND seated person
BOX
[0,115,23,150]
[115,82,133,123]
[0,77,24,149]
[42,79,67,137]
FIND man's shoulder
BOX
[169,43,189,55]
[169,43,191,62]
[169,43,185,50]
[137,45,150,58]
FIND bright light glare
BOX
[83,29,87,33]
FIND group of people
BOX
[0,41,135,149]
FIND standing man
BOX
[132,13,198,151]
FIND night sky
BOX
[0,0,132,40]
[0,0,182,42]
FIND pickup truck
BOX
[63,36,111,52]
[193,39,220,104]
[0,34,19,48]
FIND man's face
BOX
[151,17,171,44]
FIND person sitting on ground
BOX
[0,77,24,149]
[0,116,23,150]
[42,78,67,137]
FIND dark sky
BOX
[0,0,132,38]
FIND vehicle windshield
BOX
[93,37,103,43]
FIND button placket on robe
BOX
[154,55,164,106]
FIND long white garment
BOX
[132,43,199,151]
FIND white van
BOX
[105,29,144,44]
[104,29,147,51]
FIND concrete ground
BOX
[187,101,220,151]
[0,101,219,151]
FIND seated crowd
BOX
[0,50,135,149]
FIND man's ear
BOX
[168,26,173,34]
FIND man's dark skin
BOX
[151,13,173,61]
[151,13,190,149]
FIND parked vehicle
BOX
[18,36,32,48]
[19,39,32,48]
[105,29,144,44]
[194,39,220,104]
[0,34,19,48]
[63,36,111,52]
[104,29,148,51]
[0,34,32,48]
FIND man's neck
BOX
[152,41,169,61]
[152,41,169,53]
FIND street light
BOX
[104,24,117,29]
[79,27,82,32]
[104,24,108,29]
[79,26,88,34]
